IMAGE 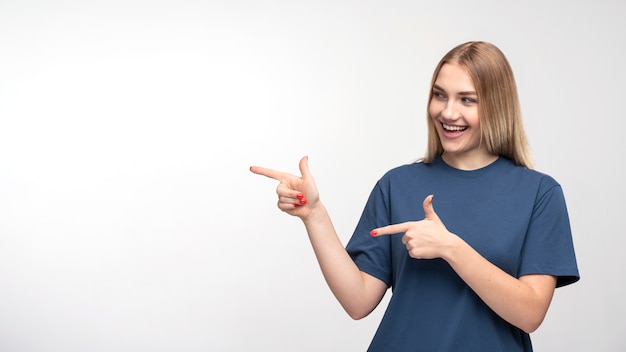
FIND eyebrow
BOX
[432,84,477,96]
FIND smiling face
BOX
[428,62,497,170]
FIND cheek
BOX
[428,101,438,119]
[466,111,480,127]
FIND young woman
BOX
[250,41,579,352]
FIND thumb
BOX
[298,155,312,179]
[422,194,438,220]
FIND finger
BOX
[298,155,311,179]
[273,177,305,200]
[370,223,410,237]
[249,165,287,181]
[278,192,306,206]
[278,198,302,211]
[422,194,438,220]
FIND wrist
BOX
[441,232,465,264]
[301,202,327,224]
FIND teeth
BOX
[443,123,467,131]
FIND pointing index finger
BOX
[249,165,286,182]
[370,223,410,237]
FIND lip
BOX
[440,122,467,139]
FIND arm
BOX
[371,195,556,333]
[444,241,556,333]
[250,156,388,319]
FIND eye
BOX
[432,90,446,100]
[462,97,478,104]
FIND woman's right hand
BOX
[252,156,388,318]
[250,156,320,220]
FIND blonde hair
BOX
[423,41,533,169]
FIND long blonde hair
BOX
[423,41,533,169]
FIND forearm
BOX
[302,203,386,319]
[443,236,556,333]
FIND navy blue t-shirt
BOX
[345,157,579,352]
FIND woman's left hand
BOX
[370,195,457,259]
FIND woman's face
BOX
[429,62,494,169]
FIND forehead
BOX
[434,63,476,92]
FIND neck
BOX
[441,152,499,171]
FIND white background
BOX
[1,0,624,351]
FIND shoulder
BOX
[497,158,560,183]
[380,160,433,178]
[495,159,565,202]
[515,164,561,191]
[376,160,433,186]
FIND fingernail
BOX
[296,193,304,199]
[300,198,307,205]
[294,204,300,208]
[370,230,377,236]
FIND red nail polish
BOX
[297,193,304,199]
[370,230,377,236]
[300,198,307,205]
[294,204,300,208]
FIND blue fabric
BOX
[345,156,579,352]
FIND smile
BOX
[442,123,467,132]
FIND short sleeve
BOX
[345,182,393,287]
[518,179,580,287]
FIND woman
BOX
[250,41,579,351]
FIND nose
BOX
[441,100,459,121]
